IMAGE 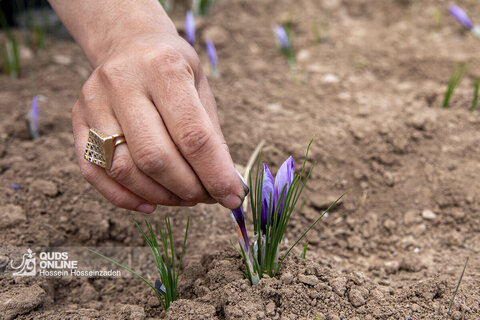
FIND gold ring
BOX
[84,128,126,170]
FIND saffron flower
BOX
[205,39,218,77]
[29,96,39,139]
[273,24,295,69]
[449,4,473,29]
[231,206,259,284]
[274,24,290,50]
[185,10,195,46]
[10,183,21,190]
[231,140,347,285]
[449,4,480,37]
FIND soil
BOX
[1,0,480,319]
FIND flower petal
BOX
[205,39,217,68]
[274,24,290,49]
[261,164,274,233]
[185,11,195,46]
[273,156,295,215]
[449,5,473,30]
[231,206,250,253]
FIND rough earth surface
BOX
[1,0,480,319]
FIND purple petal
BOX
[273,156,295,215]
[10,183,21,190]
[261,164,274,233]
[231,206,250,254]
[274,24,290,49]
[205,39,217,69]
[30,96,39,139]
[449,5,473,30]
[185,11,195,46]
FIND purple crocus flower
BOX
[29,96,39,139]
[261,156,295,233]
[10,183,21,190]
[274,24,290,49]
[185,10,195,46]
[205,39,218,77]
[449,4,473,30]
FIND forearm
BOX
[49,0,177,67]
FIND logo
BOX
[10,248,36,276]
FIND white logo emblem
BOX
[11,248,36,276]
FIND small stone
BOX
[280,271,293,285]
[321,73,340,83]
[422,209,437,220]
[119,304,145,320]
[384,261,400,274]
[52,54,72,65]
[330,276,347,296]
[265,301,275,316]
[0,285,46,320]
[30,179,58,197]
[296,49,310,62]
[349,288,366,307]
[0,205,27,228]
[298,274,319,286]
[267,103,282,112]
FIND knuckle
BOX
[106,154,134,181]
[136,146,168,175]
[97,61,127,88]
[178,124,213,159]
[150,46,193,81]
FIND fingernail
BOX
[235,169,250,196]
[136,203,156,214]
[221,194,243,210]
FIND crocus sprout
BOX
[231,140,347,285]
[193,0,216,16]
[87,216,189,310]
[449,4,480,37]
[185,10,195,47]
[205,39,218,77]
[0,8,20,78]
[442,63,468,109]
[273,24,295,70]
[472,79,479,111]
[29,96,40,139]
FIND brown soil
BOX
[1,0,480,319]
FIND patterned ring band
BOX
[84,128,126,170]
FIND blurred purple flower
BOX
[185,10,195,46]
[449,4,473,30]
[274,24,290,49]
[260,156,295,234]
[10,183,21,190]
[29,96,39,139]
[205,39,218,76]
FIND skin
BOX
[49,0,248,213]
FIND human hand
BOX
[72,31,248,213]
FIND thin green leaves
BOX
[442,63,468,108]
[472,79,479,111]
[0,8,20,78]
[235,139,347,285]
[87,216,189,310]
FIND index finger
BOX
[149,60,248,209]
